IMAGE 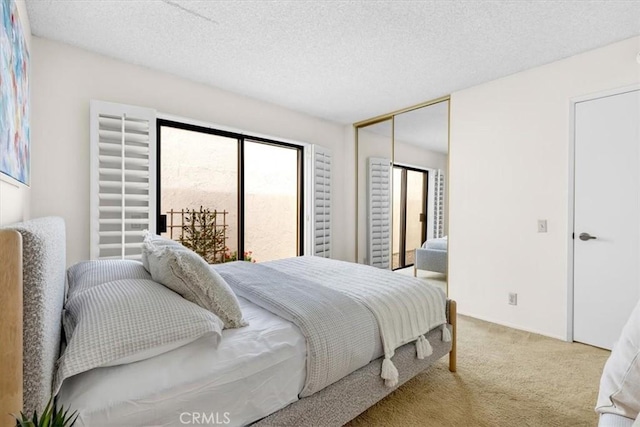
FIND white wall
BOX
[30,37,355,265]
[394,140,447,173]
[0,0,31,226]
[449,36,640,339]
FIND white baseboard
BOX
[457,309,567,342]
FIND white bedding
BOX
[57,297,307,427]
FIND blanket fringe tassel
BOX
[442,324,452,342]
[381,357,399,387]
[416,335,433,360]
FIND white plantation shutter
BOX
[433,169,445,238]
[90,101,157,260]
[368,157,391,269]
[312,145,331,258]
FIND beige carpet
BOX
[347,315,610,427]
[394,266,447,295]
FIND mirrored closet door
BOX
[355,97,449,294]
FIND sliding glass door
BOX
[392,165,428,270]
[244,140,301,262]
[157,120,303,263]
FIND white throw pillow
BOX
[54,278,224,394]
[423,237,448,250]
[145,242,248,329]
[596,300,640,420]
[141,231,185,272]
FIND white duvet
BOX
[57,298,307,427]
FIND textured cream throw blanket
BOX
[264,257,450,387]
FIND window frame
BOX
[392,163,429,270]
[156,118,305,260]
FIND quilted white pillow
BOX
[67,259,152,300]
[64,260,154,339]
[145,242,248,329]
[596,300,640,421]
[54,278,223,394]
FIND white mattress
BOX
[57,297,307,427]
[599,414,636,427]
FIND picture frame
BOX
[1,0,30,187]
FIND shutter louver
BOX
[90,101,156,260]
[368,157,391,269]
[312,145,331,258]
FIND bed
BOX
[596,299,640,427]
[0,217,457,427]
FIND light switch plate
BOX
[537,220,548,233]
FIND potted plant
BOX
[179,206,227,264]
[222,247,257,263]
[13,398,77,427]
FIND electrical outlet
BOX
[537,219,548,233]
[508,293,518,306]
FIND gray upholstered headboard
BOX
[4,217,66,414]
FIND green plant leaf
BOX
[52,406,65,425]
[13,412,35,427]
[39,397,53,427]
[13,396,78,427]
[65,412,78,427]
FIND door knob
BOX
[579,232,597,241]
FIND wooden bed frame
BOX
[0,221,457,426]
[0,230,23,425]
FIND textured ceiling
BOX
[26,1,640,124]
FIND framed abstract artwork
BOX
[1,0,29,186]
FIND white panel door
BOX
[574,89,640,350]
